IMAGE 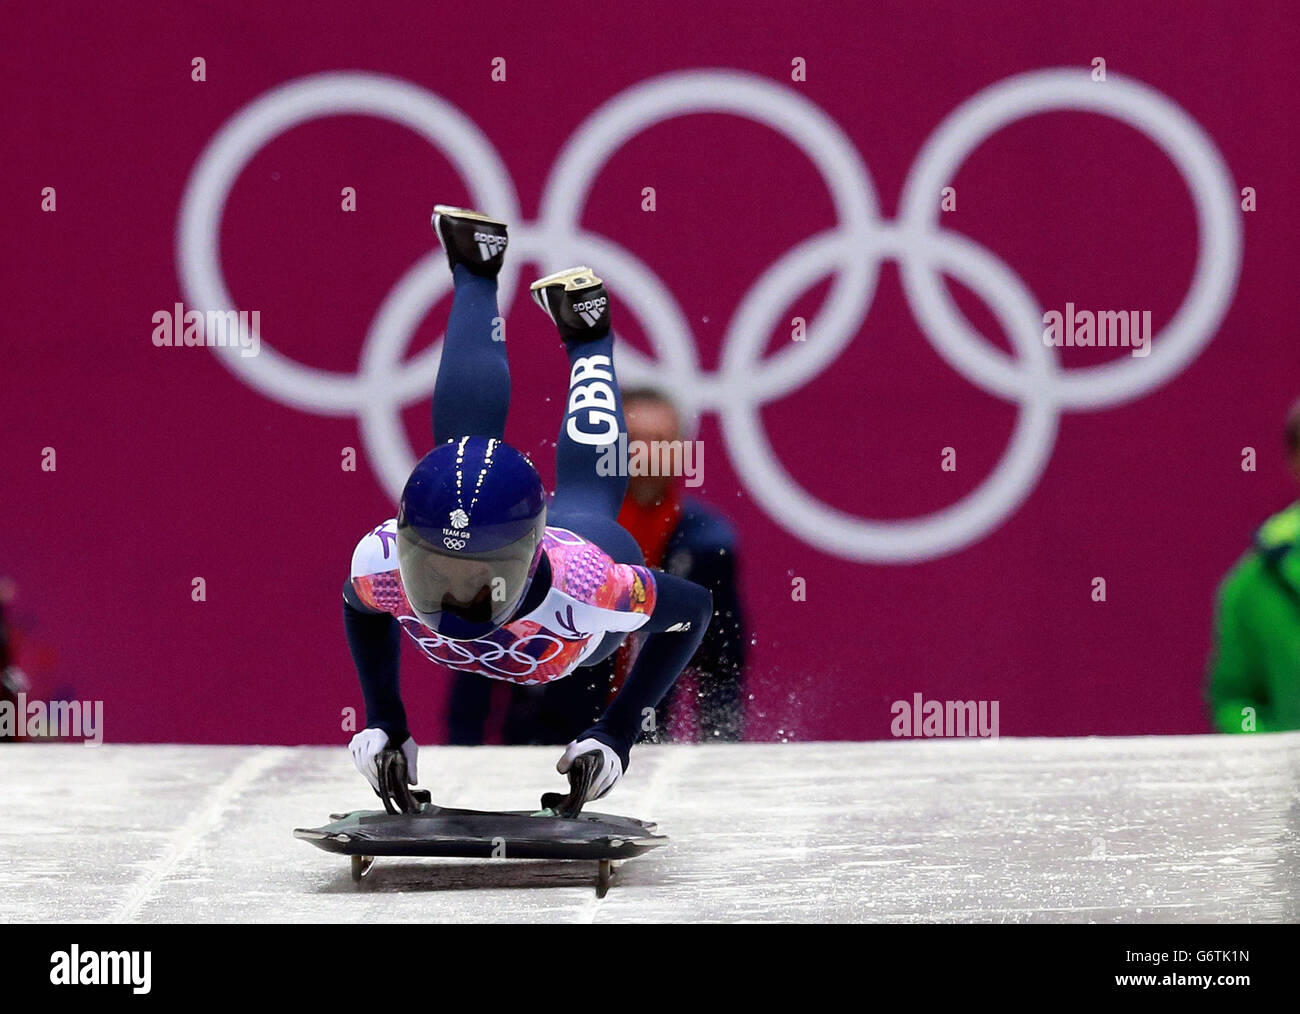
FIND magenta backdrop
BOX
[3,2,1297,744]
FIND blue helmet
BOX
[397,436,547,640]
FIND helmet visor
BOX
[396,524,541,640]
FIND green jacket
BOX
[1207,501,1300,732]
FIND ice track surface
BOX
[2,736,1298,923]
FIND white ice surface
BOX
[1,735,1297,923]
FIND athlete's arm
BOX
[342,580,409,743]
[579,571,712,768]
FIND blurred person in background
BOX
[1207,397,1300,733]
[450,386,747,745]
[1,577,31,742]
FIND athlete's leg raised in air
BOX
[430,207,510,445]
[530,267,643,567]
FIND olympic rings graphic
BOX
[177,68,1240,563]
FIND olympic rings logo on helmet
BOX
[442,538,466,550]
[177,68,1240,563]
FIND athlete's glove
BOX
[546,738,623,817]
[349,728,418,794]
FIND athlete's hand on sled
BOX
[543,738,623,817]
[349,728,418,794]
